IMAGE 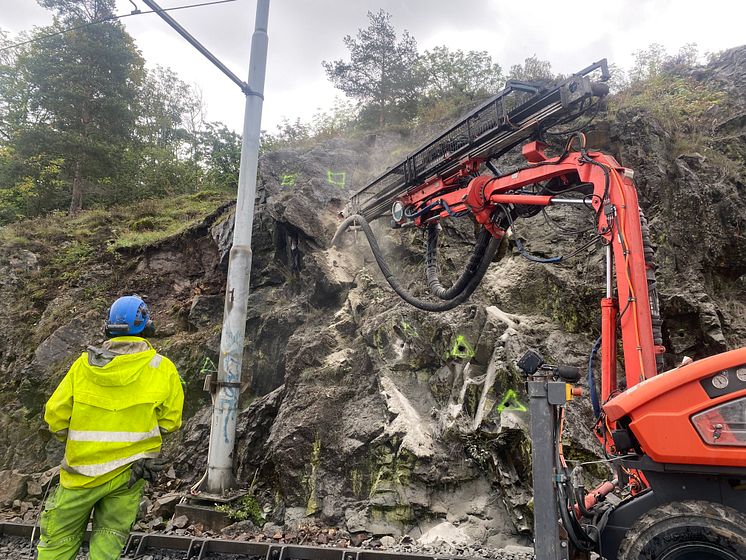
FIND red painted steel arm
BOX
[396,150,658,391]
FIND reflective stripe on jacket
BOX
[44,336,184,489]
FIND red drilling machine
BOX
[334,60,746,560]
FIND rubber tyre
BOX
[617,500,746,560]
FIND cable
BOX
[513,237,562,264]
[569,454,638,467]
[499,203,563,264]
[0,0,238,53]
[588,336,602,418]
[29,470,59,551]
[554,407,596,551]
[540,205,597,236]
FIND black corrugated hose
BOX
[426,224,496,300]
[332,214,502,312]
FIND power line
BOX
[0,0,238,53]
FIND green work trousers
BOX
[37,468,144,560]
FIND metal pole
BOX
[528,375,568,560]
[205,0,270,494]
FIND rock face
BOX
[1,47,746,548]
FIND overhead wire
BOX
[0,0,238,53]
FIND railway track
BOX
[2,522,533,560]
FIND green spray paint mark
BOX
[280,173,297,187]
[496,389,527,413]
[199,357,217,375]
[327,170,346,188]
[400,320,419,338]
[305,433,322,515]
[446,335,475,360]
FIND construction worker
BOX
[37,295,184,560]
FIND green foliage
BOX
[215,494,265,525]
[508,55,554,82]
[0,10,240,224]
[38,0,116,22]
[628,43,699,84]
[1,189,232,254]
[108,190,233,250]
[260,99,358,152]
[0,148,68,222]
[197,123,241,190]
[418,46,503,101]
[322,10,420,128]
[17,8,145,213]
[614,74,724,128]
[416,47,503,122]
[611,44,723,138]
[310,97,358,139]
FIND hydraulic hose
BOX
[588,336,602,418]
[332,214,502,312]
[639,210,664,373]
[426,224,494,300]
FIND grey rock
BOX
[151,493,181,518]
[380,535,396,548]
[171,514,189,529]
[222,519,256,537]
[32,313,97,373]
[0,471,28,503]
[25,479,43,498]
[188,294,224,328]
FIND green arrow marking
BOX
[496,389,527,413]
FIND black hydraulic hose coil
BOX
[332,214,502,312]
[426,224,493,300]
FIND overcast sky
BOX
[3,0,745,133]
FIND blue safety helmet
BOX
[106,295,153,337]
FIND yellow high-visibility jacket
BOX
[44,336,184,489]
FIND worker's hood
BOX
[82,336,156,387]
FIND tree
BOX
[322,10,420,127]
[629,43,700,83]
[138,66,194,150]
[18,0,144,213]
[418,46,503,101]
[508,55,554,82]
[38,0,114,22]
[0,30,32,144]
[197,122,241,190]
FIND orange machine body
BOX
[604,347,746,468]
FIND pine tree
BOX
[19,0,144,214]
[322,10,420,127]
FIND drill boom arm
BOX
[348,60,610,221]
[379,140,660,390]
[342,59,659,393]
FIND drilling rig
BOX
[334,60,746,560]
